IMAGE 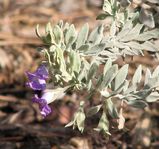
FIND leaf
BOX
[84,43,106,55]
[94,111,110,135]
[65,24,77,49]
[142,41,158,52]
[120,23,143,42]
[88,25,104,45]
[65,121,74,127]
[127,100,148,108]
[77,44,90,52]
[76,101,85,133]
[136,29,159,41]
[116,20,133,40]
[96,13,108,20]
[87,105,102,117]
[44,22,55,44]
[103,58,112,75]
[69,50,81,74]
[152,65,159,78]
[145,92,159,102]
[76,23,89,49]
[132,65,142,85]
[106,98,119,118]
[100,64,118,89]
[144,68,152,85]
[87,62,98,82]
[53,25,63,44]
[103,0,112,15]
[110,22,116,36]
[114,64,129,90]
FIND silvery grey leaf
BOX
[116,20,133,40]
[125,42,143,50]
[87,62,98,82]
[146,0,159,4]
[145,92,159,102]
[106,98,119,118]
[152,65,159,78]
[135,29,159,41]
[103,0,113,15]
[127,100,148,108]
[142,41,158,52]
[69,50,81,74]
[94,111,110,135]
[144,76,159,89]
[53,25,63,44]
[134,90,152,99]
[84,43,106,55]
[101,64,118,89]
[114,64,129,90]
[77,44,90,52]
[103,58,112,75]
[88,24,104,45]
[144,68,152,85]
[120,24,143,42]
[76,23,89,49]
[65,24,77,48]
[110,22,117,37]
[132,65,142,86]
[86,105,102,117]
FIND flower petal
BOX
[35,64,49,79]
[40,105,52,117]
[26,78,46,90]
[32,94,52,117]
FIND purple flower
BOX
[32,90,54,117]
[25,65,49,90]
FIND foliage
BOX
[34,0,159,135]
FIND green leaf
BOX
[106,98,119,118]
[86,105,102,117]
[96,13,108,20]
[76,23,89,49]
[114,64,129,90]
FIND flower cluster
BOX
[25,65,52,117]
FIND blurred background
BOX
[0,0,159,149]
